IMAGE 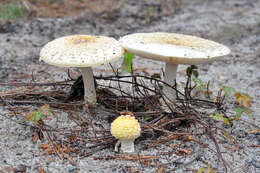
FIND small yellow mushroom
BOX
[110,115,141,153]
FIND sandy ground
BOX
[0,0,259,172]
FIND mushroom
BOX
[119,32,230,101]
[110,114,141,153]
[40,35,124,106]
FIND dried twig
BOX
[0,67,246,173]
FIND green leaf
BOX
[197,166,214,173]
[206,167,214,173]
[50,0,64,4]
[210,113,230,125]
[234,107,251,120]
[186,66,192,76]
[19,118,27,123]
[121,52,134,73]
[144,116,153,121]
[0,3,23,20]
[197,167,206,173]
[222,86,235,97]
[186,65,198,76]
[193,77,206,90]
[40,105,50,115]
[33,111,43,123]
[193,70,199,78]
[234,107,243,119]
[193,77,203,85]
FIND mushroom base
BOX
[116,139,135,153]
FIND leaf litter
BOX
[0,63,258,173]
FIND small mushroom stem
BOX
[120,139,135,153]
[80,67,97,106]
[114,140,121,152]
[163,62,178,102]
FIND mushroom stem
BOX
[114,140,121,152]
[120,139,135,153]
[163,62,178,102]
[80,67,97,106]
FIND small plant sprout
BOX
[119,32,230,102]
[21,104,50,124]
[110,114,141,153]
[40,35,124,106]
[121,52,134,73]
[0,2,23,20]
[222,85,252,120]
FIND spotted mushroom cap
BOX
[40,35,124,67]
[111,115,141,140]
[119,32,230,65]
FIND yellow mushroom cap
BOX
[111,115,141,140]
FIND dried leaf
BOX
[188,135,193,140]
[206,167,214,173]
[202,90,212,95]
[243,94,251,107]
[151,73,161,79]
[64,154,76,166]
[235,92,244,104]
[125,166,139,173]
[39,144,50,149]
[248,129,260,134]
[25,111,35,121]
[39,144,52,155]
[39,143,75,156]
[53,133,57,141]
[120,111,133,116]
[37,168,45,173]
[177,148,191,155]
[32,132,39,143]
[222,131,239,150]
[47,157,53,162]
[168,144,178,148]
[155,166,166,173]
[68,135,76,143]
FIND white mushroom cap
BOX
[119,32,230,103]
[40,35,124,67]
[39,35,124,106]
[119,32,230,64]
